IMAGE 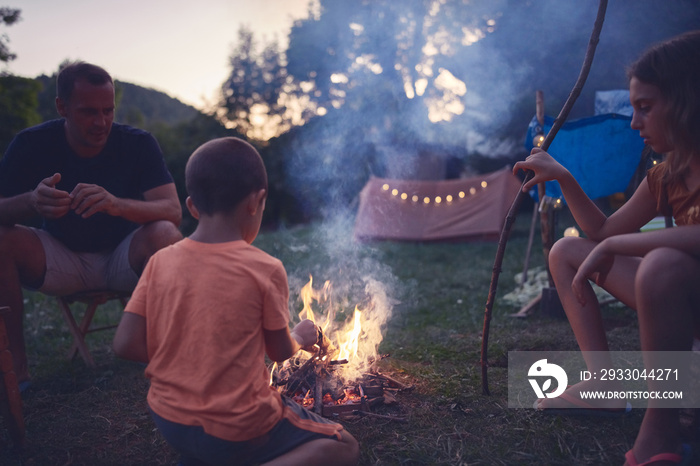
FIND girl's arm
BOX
[514,148,658,240]
[572,225,700,304]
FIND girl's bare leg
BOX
[537,236,640,409]
[626,247,700,465]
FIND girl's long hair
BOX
[627,30,700,182]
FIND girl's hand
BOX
[572,240,615,306]
[512,148,569,192]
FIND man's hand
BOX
[32,173,72,219]
[70,183,118,218]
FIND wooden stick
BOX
[351,410,408,423]
[480,0,608,395]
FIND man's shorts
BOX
[29,228,139,296]
[150,396,345,465]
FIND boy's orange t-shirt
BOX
[125,238,291,442]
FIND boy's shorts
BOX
[29,228,139,296]
[150,396,345,466]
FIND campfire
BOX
[270,276,410,421]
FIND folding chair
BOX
[57,290,130,368]
[0,306,24,448]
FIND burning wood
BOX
[271,352,411,421]
[272,275,403,420]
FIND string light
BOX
[379,180,489,204]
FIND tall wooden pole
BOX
[480,0,608,395]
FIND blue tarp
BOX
[525,113,645,201]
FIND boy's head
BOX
[185,137,268,216]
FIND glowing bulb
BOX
[423,197,430,204]
[412,195,419,202]
[459,191,465,198]
[391,189,398,196]
[446,195,453,202]
[382,184,389,191]
[564,226,580,237]
[533,134,545,147]
[401,193,408,200]
[435,196,442,204]
[481,181,487,188]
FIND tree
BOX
[0,7,20,63]
[0,75,41,154]
[220,27,294,141]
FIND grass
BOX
[0,209,696,465]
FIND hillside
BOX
[34,74,201,127]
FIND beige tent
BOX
[353,167,522,242]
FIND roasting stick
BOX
[480,0,608,395]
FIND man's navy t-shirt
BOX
[0,119,174,252]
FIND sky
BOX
[3,0,316,110]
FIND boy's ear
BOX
[247,189,267,216]
[185,196,200,220]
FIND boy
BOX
[113,137,359,465]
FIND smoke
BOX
[275,2,700,376]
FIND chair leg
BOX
[0,349,24,448]
[57,298,97,368]
[0,307,24,448]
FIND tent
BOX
[353,167,522,242]
[525,90,644,202]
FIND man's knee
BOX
[137,221,182,252]
[0,226,46,285]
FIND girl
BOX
[513,30,700,466]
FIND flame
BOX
[271,274,392,388]
[297,275,334,333]
[336,306,362,361]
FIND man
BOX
[0,62,182,387]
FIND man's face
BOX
[56,79,115,157]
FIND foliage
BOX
[220,27,300,141]
[213,0,700,223]
[0,7,20,62]
[0,75,41,154]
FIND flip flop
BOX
[624,443,692,466]
[533,391,631,417]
